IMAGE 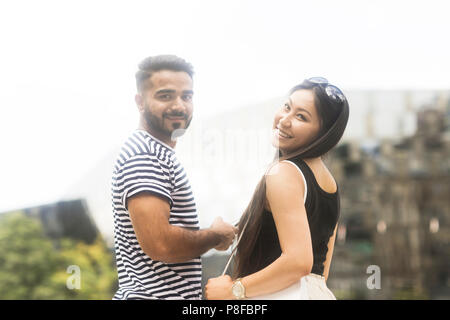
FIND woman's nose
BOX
[278,114,291,128]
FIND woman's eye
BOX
[297,114,306,121]
[283,103,290,111]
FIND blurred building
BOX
[327,92,450,299]
[0,199,99,245]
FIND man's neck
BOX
[138,123,177,149]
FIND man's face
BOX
[137,70,194,144]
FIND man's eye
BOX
[158,94,172,100]
[183,95,193,101]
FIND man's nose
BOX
[171,96,187,112]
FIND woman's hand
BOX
[205,275,235,300]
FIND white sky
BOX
[1,0,450,213]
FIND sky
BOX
[0,0,450,215]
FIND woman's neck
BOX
[303,157,322,166]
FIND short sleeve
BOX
[115,154,174,209]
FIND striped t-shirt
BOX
[111,129,202,300]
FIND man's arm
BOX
[128,193,236,263]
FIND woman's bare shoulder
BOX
[265,162,306,195]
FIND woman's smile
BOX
[274,127,293,139]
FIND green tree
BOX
[0,211,117,299]
[40,237,118,299]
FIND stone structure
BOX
[327,94,450,299]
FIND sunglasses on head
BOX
[307,77,346,103]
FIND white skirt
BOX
[247,273,336,300]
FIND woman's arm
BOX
[205,162,313,299]
[323,224,338,282]
[241,162,313,298]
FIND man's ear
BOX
[135,93,144,113]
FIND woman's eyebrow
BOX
[288,98,312,117]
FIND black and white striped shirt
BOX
[111,129,202,300]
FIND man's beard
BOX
[143,106,192,141]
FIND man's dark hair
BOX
[135,55,194,92]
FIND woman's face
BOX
[272,89,321,155]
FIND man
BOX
[111,55,236,299]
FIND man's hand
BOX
[210,217,238,251]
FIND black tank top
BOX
[259,155,340,276]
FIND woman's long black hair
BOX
[233,79,350,278]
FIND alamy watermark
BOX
[366,265,381,290]
[173,126,280,173]
[66,265,81,290]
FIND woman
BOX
[205,77,349,300]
